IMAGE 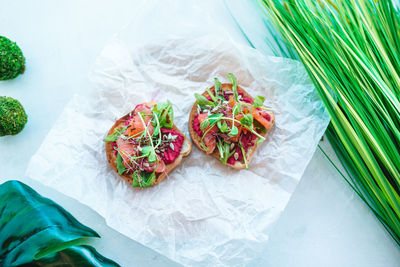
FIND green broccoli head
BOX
[0,36,25,80]
[0,96,28,136]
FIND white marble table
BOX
[1,0,399,266]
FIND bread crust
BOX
[105,103,192,187]
[188,83,274,169]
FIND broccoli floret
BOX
[0,96,28,136]
[0,36,25,80]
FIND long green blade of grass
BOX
[258,0,400,245]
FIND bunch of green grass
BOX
[259,0,400,245]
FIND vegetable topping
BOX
[104,101,183,188]
[192,73,273,169]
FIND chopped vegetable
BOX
[193,73,271,166]
[104,101,182,187]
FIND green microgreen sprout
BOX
[216,138,224,160]
[200,119,210,131]
[228,126,239,137]
[227,73,238,101]
[103,126,127,142]
[239,140,249,170]
[253,95,266,108]
[216,138,235,165]
[195,93,213,106]
[199,114,266,150]
[240,113,254,128]
[229,104,240,136]
[233,102,241,116]
[217,120,229,133]
[132,171,156,188]
[153,101,174,129]
[116,152,126,175]
[214,78,224,99]
[138,112,159,164]
[206,88,217,103]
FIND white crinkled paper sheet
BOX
[26,4,329,267]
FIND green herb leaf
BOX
[164,100,174,129]
[201,113,224,130]
[239,141,249,170]
[195,93,212,106]
[153,125,160,137]
[216,139,225,163]
[240,113,253,126]
[206,88,217,103]
[141,171,156,187]
[217,120,229,133]
[253,95,265,108]
[116,153,126,175]
[229,126,239,136]
[103,132,120,142]
[208,113,223,119]
[141,146,152,156]
[200,119,210,130]
[233,102,241,115]
[227,73,238,100]
[131,171,140,187]
[208,113,224,123]
[152,101,173,129]
[132,171,156,188]
[103,127,126,142]
[148,151,156,163]
[153,102,168,113]
[214,78,222,96]
[216,139,235,165]
[209,115,224,126]
[200,140,209,152]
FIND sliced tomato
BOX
[252,108,274,131]
[116,137,136,168]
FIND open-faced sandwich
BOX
[188,73,275,169]
[104,101,192,187]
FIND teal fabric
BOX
[20,245,120,267]
[0,180,119,267]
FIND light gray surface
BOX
[0,0,399,266]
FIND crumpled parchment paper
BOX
[27,2,330,266]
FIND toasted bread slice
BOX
[188,83,274,169]
[105,103,192,186]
